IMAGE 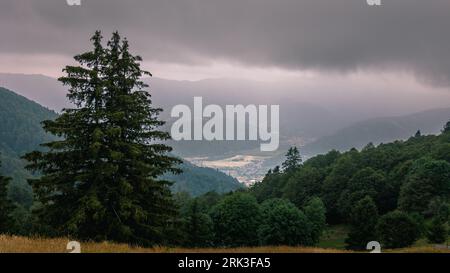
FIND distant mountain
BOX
[0,74,70,112]
[164,161,243,196]
[303,108,450,156]
[0,74,349,157]
[0,86,244,207]
[0,87,58,207]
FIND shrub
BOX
[376,211,420,249]
[258,198,312,246]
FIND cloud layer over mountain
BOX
[1,0,450,86]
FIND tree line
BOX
[250,126,450,249]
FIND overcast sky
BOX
[1,0,450,93]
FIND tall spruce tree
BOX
[282,147,302,173]
[24,31,181,245]
[0,157,14,233]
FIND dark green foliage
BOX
[258,198,312,246]
[250,170,286,203]
[0,157,14,233]
[282,147,302,173]
[426,198,450,221]
[23,31,181,246]
[322,154,359,223]
[409,212,426,237]
[182,199,214,247]
[195,191,222,213]
[426,198,449,244]
[253,120,450,233]
[376,211,420,249]
[282,166,324,208]
[398,158,450,215]
[345,196,378,250]
[431,143,450,162]
[338,167,390,220]
[210,192,261,247]
[0,87,57,209]
[426,217,448,244]
[303,197,327,244]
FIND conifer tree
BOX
[24,31,181,245]
[183,199,214,247]
[282,147,302,173]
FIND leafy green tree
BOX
[432,143,450,163]
[250,171,286,202]
[23,31,180,245]
[282,166,324,208]
[426,198,449,220]
[345,196,378,250]
[303,197,326,244]
[426,217,448,244]
[282,147,302,173]
[210,192,261,247]
[338,167,391,219]
[376,211,420,249]
[182,199,214,247]
[398,159,450,215]
[322,155,358,223]
[0,158,14,233]
[195,191,222,214]
[258,198,312,246]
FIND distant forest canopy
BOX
[247,122,450,249]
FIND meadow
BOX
[1,235,448,253]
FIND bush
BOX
[345,196,378,250]
[398,159,450,215]
[376,211,420,249]
[258,198,312,246]
[303,197,326,244]
[210,192,261,247]
[426,217,448,244]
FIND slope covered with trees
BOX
[303,108,450,155]
[249,122,450,249]
[165,160,243,196]
[0,86,58,212]
[0,86,243,209]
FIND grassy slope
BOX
[1,235,449,253]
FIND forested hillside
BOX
[248,122,450,249]
[166,161,243,196]
[303,108,450,155]
[0,87,58,209]
[0,86,244,217]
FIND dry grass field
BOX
[0,235,449,253]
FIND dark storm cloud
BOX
[1,0,450,85]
